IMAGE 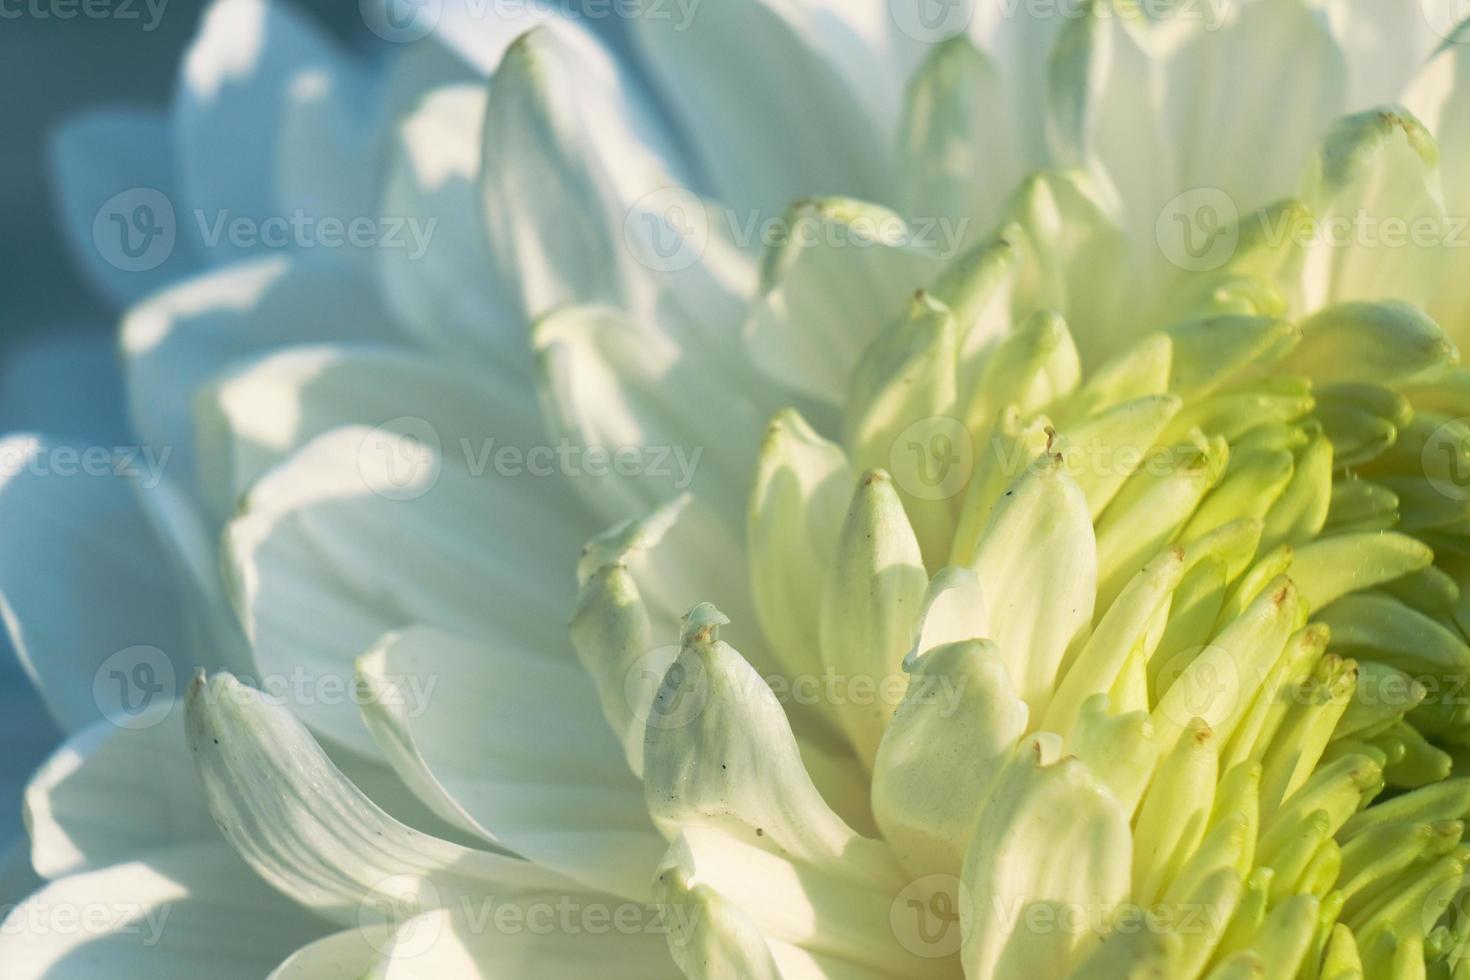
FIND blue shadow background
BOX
[0,0,372,849]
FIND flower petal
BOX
[743,201,947,405]
[378,83,520,373]
[0,434,189,732]
[0,842,327,979]
[365,906,677,979]
[960,738,1131,979]
[49,108,199,307]
[644,606,900,885]
[173,0,363,250]
[629,0,895,216]
[872,639,1026,878]
[970,452,1097,717]
[224,424,589,755]
[24,709,214,878]
[194,342,544,521]
[355,624,664,901]
[481,26,747,321]
[185,672,581,924]
[120,255,400,484]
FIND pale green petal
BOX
[960,738,1131,979]
[872,639,1027,878]
[748,410,854,681]
[819,472,928,763]
[971,452,1096,716]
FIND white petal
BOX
[119,255,400,483]
[1319,0,1444,109]
[630,0,895,216]
[49,108,199,307]
[378,83,520,373]
[743,201,947,405]
[194,342,543,521]
[173,0,363,248]
[275,68,376,246]
[657,828,923,978]
[24,709,214,878]
[0,435,188,732]
[185,673,581,923]
[1162,0,1345,207]
[899,36,1022,237]
[225,425,589,755]
[1405,40,1470,335]
[356,625,664,901]
[268,927,385,979]
[907,567,990,667]
[1299,108,1448,312]
[481,26,747,321]
[534,304,767,525]
[0,842,328,979]
[366,906,677,979]
[644,607,901,883]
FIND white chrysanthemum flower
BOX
[8,0,1470,977]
